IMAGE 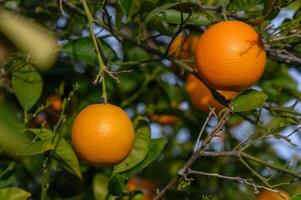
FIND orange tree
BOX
[0,1,301,200]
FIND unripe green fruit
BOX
[0,8,58,71]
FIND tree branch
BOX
[187,169,278,193]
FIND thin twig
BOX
[200,151,301,178]
[188,169,278,193]
[193,108,214,152]
[82,0,108,103]
[154,109,231,200]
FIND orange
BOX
[186,34,199,55]
[195,20,266,91]
[71,103,134,166]
[149,113,179,125]
[168,33,199,65]
[255,190,290,200]
[127,177,156,200]
[185,74,238,113]
[168,34,187,59]
[48,95,63,111]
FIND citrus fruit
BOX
[255,190,290,200]
[185,74,238,112]
[71,103,134,166]
[149,113,179,125]
[169,33,199,63]
[195,20,266,91]
[127,177,156,200]
[48,95,63,111]
[168,34,186,58]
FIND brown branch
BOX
[200,151,301,178]
[265,43,301,65]
[187,169,278,193]
[154,109,231,200]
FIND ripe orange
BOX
[255,190,290,200]
[48,95,63,111]
[149,113,179,125]
[71,104,134,166]
[195,20,266,91]
[168,34,186,59]
[185,74,238,113]
[127,177,156,200]
[168,33,199,65]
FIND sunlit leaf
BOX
[18,138,55,156]
[0,187,31,200]
[113,117,151,174]
[156,10,210,25]
[26,128,52,140]
[232,89,268,112]
[54,138,82,179]
[122,138,167,177]
[144,2,183,25]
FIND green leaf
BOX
[108,174,126,196]
[232,89,268,112]
[26,128,52,140]
[263,0,300,19]
[0,102,26,155]
[165,189,190,200]
[54,138,82,179]
[156,10,210,26]
[118,0,141,20]
[124,45,151,62]
[0,187,31,200]
[263,0,281,19]
[113,118,151,174]
[144,3,182,25]
[261,74,299,104]
[229,0,262,11]
[12,64,42,112]
[123,138,167,177]
[144,1,220,25]
[93,174,110,200]
[268,116,293,132]
[292,193,301,200]
[18,138,55,156]
[62,37,117,65]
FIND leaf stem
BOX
[82,0,108,103]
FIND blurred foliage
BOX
[0,0,300,200]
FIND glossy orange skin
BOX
[185,74,238,113]
[255,190,290,200]
[149,113,179,125]
[195,21,266,91]
[71,104,134,166]
[127,177,156,200]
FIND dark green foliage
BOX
[0,0,300,199]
